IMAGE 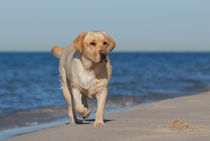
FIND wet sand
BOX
[4,91,210,141]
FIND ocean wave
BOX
[1,52,210,131]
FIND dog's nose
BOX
[99,50,107,57]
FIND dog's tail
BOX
[51,46,64,58]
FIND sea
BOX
[0,52,210,137]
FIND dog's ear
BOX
[73,32,88,54]
[103,32,116,52]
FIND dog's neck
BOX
[81,55,93,70]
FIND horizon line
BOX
[1,50,210,53]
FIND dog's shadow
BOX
[66,119,113,125]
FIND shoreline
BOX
[0,104,138,140]
[2,91,210,141]
[1,88,209,134]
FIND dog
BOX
[51,31,116,126]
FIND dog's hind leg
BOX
[59,65,77,124]
[82,95,88,109]
[82,94,89,119]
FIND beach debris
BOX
[169,119,190,129]
[168,119,209,132]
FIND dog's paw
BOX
[67,121,77,125]
[76,106,91,118]
[94,121,105,127]
[68,118,79,125]
[78,107,91,118]
[82,108,91,118]
[71,122,77,125]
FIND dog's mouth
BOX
[100,55,107,63]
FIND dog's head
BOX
[73,31,116,63]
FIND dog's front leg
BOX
[72,88,91,118]
[59,65,77,124]
[94,89,107,126]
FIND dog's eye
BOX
[90,42,96,46]
[103,42,107,46]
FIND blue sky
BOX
[0,0,209,52]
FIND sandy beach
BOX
[3,91,210,141]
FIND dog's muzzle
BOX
[99,50,107,63]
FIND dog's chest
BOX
[78,70,96,89]
[75,69,105,97]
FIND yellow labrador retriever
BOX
[51,31,116,126]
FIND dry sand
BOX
[4,91,210,141]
